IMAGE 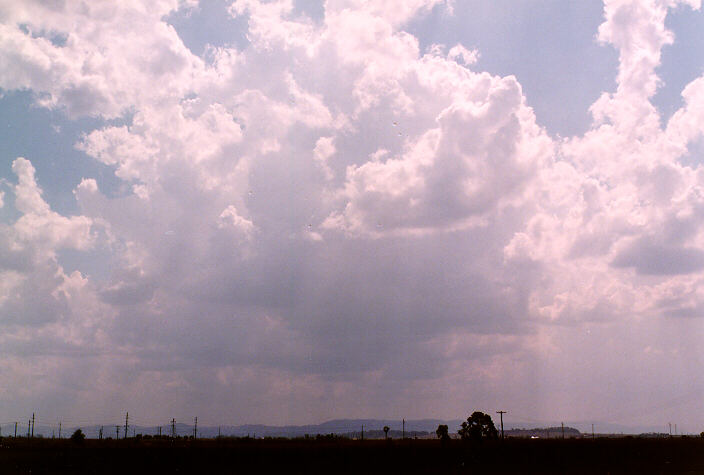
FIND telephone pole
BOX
[31,413,34,437]
[496,411,506,439]
[124,413,129,440]
[99,426,103,440]
[171,418,176,438]
[591,423,594,439]
[361,424,364,441]
[402,419,405,439]
[14,422,17,438]
[669,422,672,437]
[193,417,197,439]
[561,422,565,439]
[116,425,119,440]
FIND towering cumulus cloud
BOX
[0,0,703,429]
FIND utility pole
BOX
[561,422,565,439]
[592,424,594,439]
[116,425,119,440]
[669,422,672,437]
[59,421,61,439]
[496,411,506,439]
[361,424,364,441]
[402,419,405,440]
[171,418,176,438]
[99,426,103,440]
[124,413,129,440]
[218,426,221,438]
[158,426,162,437]
[31,413,35,437]
[675,424,677,436]
[193,417,197,439]
[14,422,17,438]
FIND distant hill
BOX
[505,427,581,438]
[201,419,462,439]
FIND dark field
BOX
[2,437,704,474]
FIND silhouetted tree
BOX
[70,429,86,443]
[383,426,390,439]
[436,424,450,441]
[458,412,498,441]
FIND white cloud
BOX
[2,0,704,427]
[218,204,255,237]
[324,0,447,27]
[591,0,700,134]
[11,158,94,256]
[667,76,704,150]
[325,71,552,235]
[447,44,478,66]
[0,0,201,117]
[313,136,335,180]
[504,0,704,329]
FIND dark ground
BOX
[2,436,704,474]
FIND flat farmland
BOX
[2,437,704,474]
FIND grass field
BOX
[2,436,704,474]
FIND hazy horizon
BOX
[2,0,704,433]
[0,415,683,439]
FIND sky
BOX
[1,0,704,434]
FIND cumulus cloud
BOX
[501,0,704,336]
[11,158,94,257]
[0,159,106,369]
[0,0,201,117]
[324,71,552,235]
[1,0,704,427]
